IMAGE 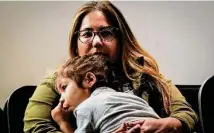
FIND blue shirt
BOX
[73,87,159,133]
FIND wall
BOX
[0,1,214,107]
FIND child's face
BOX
[58,77,90,111]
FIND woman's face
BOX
[77,11,120,62]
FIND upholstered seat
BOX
[4,86,36,133]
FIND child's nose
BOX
[59,96,65,103]
[62,102,69,111]
[62,105,69,111]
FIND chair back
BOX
[0,107,4,133]
[176,85,200,115]
[176,85,202,133]
[4,85,36,133]
[198,75,214,133]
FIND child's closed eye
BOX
[58,84,67,94]
[61,84,67,90]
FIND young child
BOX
[54,54,160,133]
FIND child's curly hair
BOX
[56,53,110,89]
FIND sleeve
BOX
[74,110,94,133]
[24,72,62,133]
[164,75,199,132]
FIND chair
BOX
[176,85,200,115]
[0,107,4,133]
[198,75,214,133]
[4,85,36,133]
[176,85,202,133]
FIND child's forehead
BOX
[58,77,72,83]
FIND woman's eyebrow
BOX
[79,27,93,32]
[80,26,112,31]
[99,26,112,30]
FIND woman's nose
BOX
[92,34,103,48]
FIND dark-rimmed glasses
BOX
[75,27,119,44]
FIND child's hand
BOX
[51,100,71,126]
[51,100,75,133]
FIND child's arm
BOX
[58,122,74,133]
[51,102,75,133]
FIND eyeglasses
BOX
[75,27,119,44]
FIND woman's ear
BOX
[83,72,96,88]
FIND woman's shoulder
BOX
[34,71,59,95]
[43,71,57,80]
[40,71,57,84]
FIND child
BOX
[53,53,160,133]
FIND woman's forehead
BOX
[79,11,112,31]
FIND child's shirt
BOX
[73,86,160,133]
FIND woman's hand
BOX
[51,102,74,133]
[111,122,141,133]
[129,117,182,133]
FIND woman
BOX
[24,1,198,133]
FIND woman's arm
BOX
[139,75,199,133]
[24,72,63,133]
[166,78,199,132]
[128,74,198,133]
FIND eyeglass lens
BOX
[78,27,117,43]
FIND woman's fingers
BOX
[127,124,141,133]
[111,122,128,133]
[129,119,145,127]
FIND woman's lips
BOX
[92,52,108,57]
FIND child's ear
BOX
[83,72,96,88]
